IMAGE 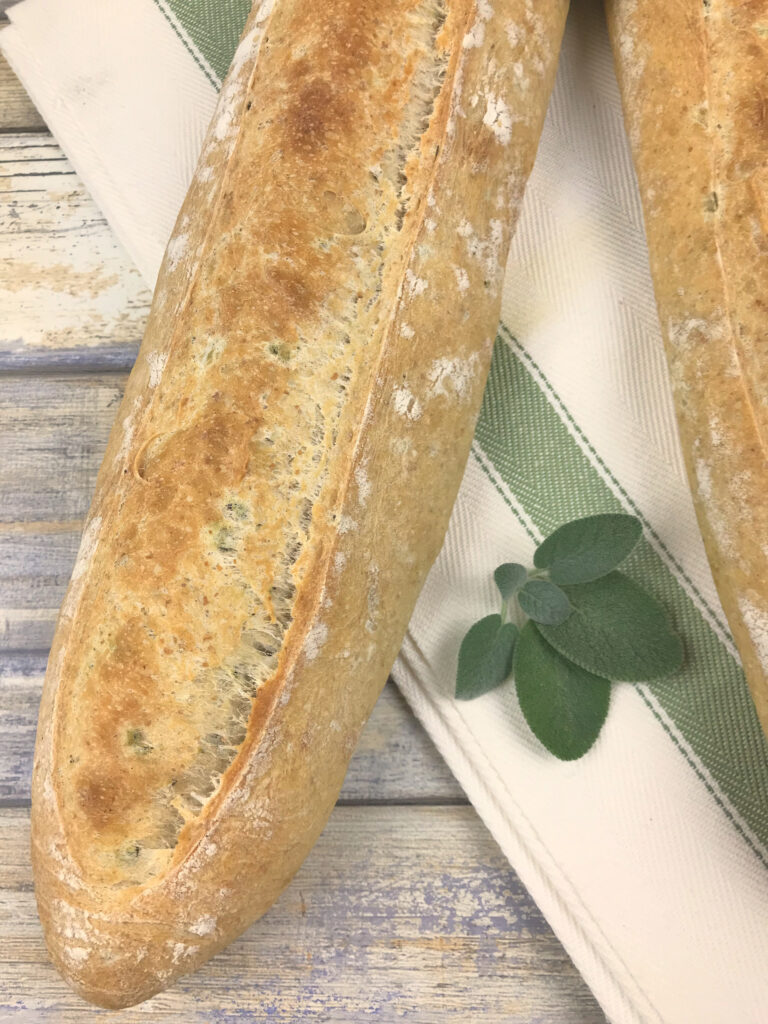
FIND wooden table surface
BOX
[0,54,606,1022]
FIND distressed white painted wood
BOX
[0,133,149,366]
[0,806,605,1022]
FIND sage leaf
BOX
[518,579,571,625]
[456,615,518,701]
[537,571,683,680]
[494,563,528,601]
[534,513,643,584]
[514,622,611,761]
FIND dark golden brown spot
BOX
[78,775,125,831]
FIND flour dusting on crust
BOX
[740,597,768,671]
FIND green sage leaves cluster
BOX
[455,514,684,761]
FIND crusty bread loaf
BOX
[31,0,569,1007]
[606,0,768,735]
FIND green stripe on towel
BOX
[477,329,768,859]
[155,0,252,84]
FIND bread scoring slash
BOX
[31,0,569,1007]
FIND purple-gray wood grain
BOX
[0,805,606,1022]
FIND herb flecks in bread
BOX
[32,0,570,1007]
[56,0,459,890]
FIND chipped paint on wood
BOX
[0,134,150,355]
[0,806,604,1021]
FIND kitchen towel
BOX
[3,1,768,1021]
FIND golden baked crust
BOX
[606,0,768,734]
[31,0,569,1007]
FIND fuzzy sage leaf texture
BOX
[514,622,611,761]
[533,513,642,584]
[517,579,571,625]
[493,563,528,601]
[455,615,518,701]
[453,513,684,761]
[537,571,684,681]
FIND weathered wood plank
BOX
[0,529,80,650]
[0,133,149,367]
[0,373,120,649]
[0,654,463,803]
[0,54,46,132]
[0,373,123,524]
[0,806,604,1021]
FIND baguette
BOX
[32,0,569,1007]
[606,0,768,735]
